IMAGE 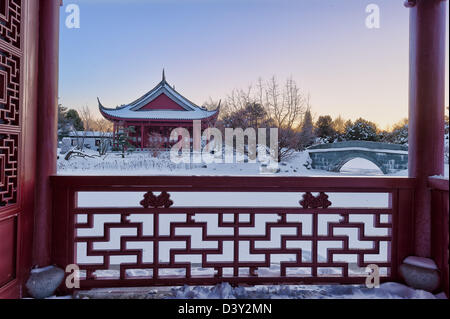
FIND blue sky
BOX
[59,0,449,129]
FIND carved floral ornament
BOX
[140,191,174,208]
[299,192,332,209]
[138,191,332,209]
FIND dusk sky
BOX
[59,0,449,129]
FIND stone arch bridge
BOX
[307,141,408,174]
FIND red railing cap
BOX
[50,175,416,191]
[428,176,449,192]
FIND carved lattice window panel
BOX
[0,132,18,207]
[74,207,393,286]
[0,0,21,211]
[0,0,22,51]
[0,47,20,126]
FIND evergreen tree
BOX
[58,104,68,126]
[382,119,408,145]
[58,104,70,140]
[115,126,136,158]
[58,105,85,140]
[298,109,315,149]
[65,109,85,131]
[344,118,379,142]
[315,115,336,143]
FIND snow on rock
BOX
[403,256,438,270]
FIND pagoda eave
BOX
[99,107,219,126]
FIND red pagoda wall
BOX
[138,93,186,111]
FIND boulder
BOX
[399,257,441,292]
[26,266,65,299]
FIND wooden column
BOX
[33,0,61,267]
[141,124,144,149]
[113,122,116,148]
[407,0,446,257]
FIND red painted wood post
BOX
[431,188,449,296]
[51,183,74,294]
[113,122,116,149]
[141,124,144,149]
[393,189,415,280]
[407,0,446,257]
[33,0,61,267]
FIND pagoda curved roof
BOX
[98,77,219,122]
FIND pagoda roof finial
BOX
[162,68,166,82]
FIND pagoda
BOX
[98,71,220,149]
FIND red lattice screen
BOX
[0,132,18,207]
[0,43,21,127]
[0,0,21,51]
[0,0,21,209]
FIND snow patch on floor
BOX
[170,282,442,299]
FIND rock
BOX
[26,266,65,299]
[399,261,441,292]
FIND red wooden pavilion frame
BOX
[0,0,448,298]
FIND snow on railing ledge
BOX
[428,176,449,191]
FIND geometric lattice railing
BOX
[51,176,415,290]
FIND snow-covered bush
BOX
[303,153,313,169]
[343,118,379,142]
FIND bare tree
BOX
[219,76,309,161]
[72,106,95,151]
[262,76,306,130]
[223,86,253,117]
[92,118,113,156]
[277,127,301,162]
[222,76,307,130]
[70,106,113,155]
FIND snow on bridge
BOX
[307,141,408,175]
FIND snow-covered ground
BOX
[170,282,446,299]
[57,149,449,177]
[46,282,447,299]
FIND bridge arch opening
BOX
[335,156,386,175]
